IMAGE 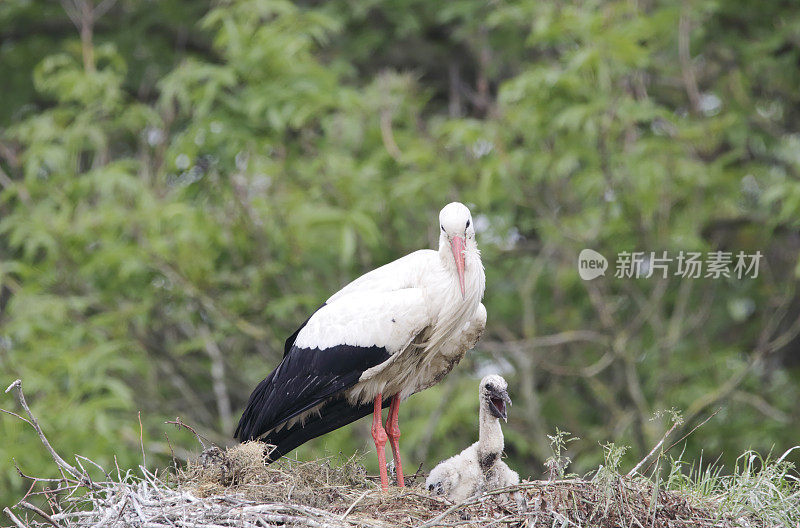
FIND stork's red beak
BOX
[450,236,466,298]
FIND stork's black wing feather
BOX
[261,395,391,461]
[233,344,390,444]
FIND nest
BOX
[1,380,770,528]
[7,441,758,528]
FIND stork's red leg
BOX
[386,394,405,487]
[371,393,389,492]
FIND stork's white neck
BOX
[440,233,484,298]
[478,401,504,461]
[420,233,485,355]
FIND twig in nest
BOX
[18,501,62,528]
[665,408,720,453]
[340,489,370,520]
[75,455,111,480]
[0,407,33,427]
[3,507,27,528]
[14,460,63,484]
[641,409,721,476]
[409,462,424,481]
[165,416,209,449]
[4,380,80,480]
[164,431,178,469]
[138,411,147,467]
[628,420,681,477]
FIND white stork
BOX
[235,202,486,492]
[426,375,519,503]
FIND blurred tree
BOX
[1,0,800,507]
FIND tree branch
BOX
[199,324,234,434]
[678,10,701,113]
[0,165,30,205]
[379,109,402,161]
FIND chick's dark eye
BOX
[466,219,471,228]
[440,225,445,231]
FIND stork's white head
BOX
[480,374,511,422]
[438,202,476,298]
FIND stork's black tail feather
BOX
[259,396,391,461]
[233,343,391,444]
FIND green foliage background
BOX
[2,0,800,507]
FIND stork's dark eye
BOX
[466,219,471,228]
[441,225,445,231]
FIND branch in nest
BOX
[627,419,681,477]
[3,507,27,528]
[18,501,62,528]
[4,379,80,481]
[165,416,210,449]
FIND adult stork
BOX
[234,202,486,492]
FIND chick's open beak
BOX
[489,391,511,422]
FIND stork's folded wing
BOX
[234,288,431,443]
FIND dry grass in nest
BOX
[179,442,374,506]
[169,442,754,528]
[177,442,455,526]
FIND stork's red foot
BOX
[372,393,405,492]
[371,393,389,492]
[387,394,404,487]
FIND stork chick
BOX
[426,375,519,503]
